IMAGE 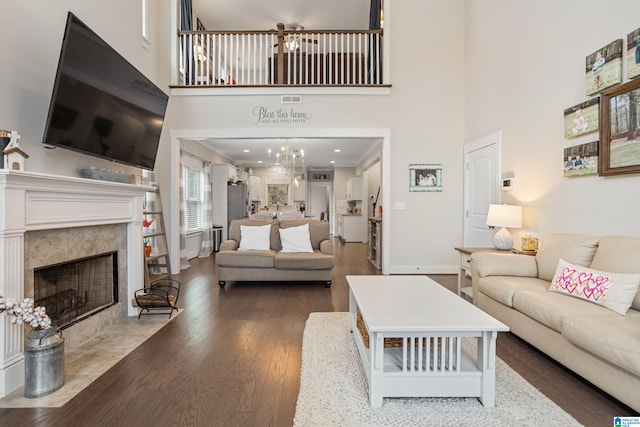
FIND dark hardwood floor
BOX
[1,238,635,426]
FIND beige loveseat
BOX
[471,233,640,412]
[215,219,334,288]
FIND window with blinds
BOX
[185,167,203,232]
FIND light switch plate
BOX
[394,202,405,210]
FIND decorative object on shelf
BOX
[626,26,640,80]
[563,98,599,138]
[0,129,11,152]
[521,233,539,251]
[143,218,154,228]
[144,239,152,257]
[79,167,134,183]
[372,186,380,215]
[2,130,29,171]
[486,204,522,251]
[0,296,64,398]
[563,141,598,177]
[585,39,622,96]
[599,77,640,176]
[409,163,442,192]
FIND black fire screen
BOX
[34,252,118,329]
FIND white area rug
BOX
[294,312,582,427]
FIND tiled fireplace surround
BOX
[0,170,151,397]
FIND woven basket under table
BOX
[356,308,440,348]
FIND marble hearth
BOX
[0,170,153,397]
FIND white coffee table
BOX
[347,275,509,407]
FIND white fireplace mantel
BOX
[0,169,153,397]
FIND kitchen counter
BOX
[337,213,366,242]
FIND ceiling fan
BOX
[273,23,318,51]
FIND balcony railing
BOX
[177,23,383,87]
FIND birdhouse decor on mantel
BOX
[3,131,29,171]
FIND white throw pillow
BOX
[279,224,313,253]
[549,258,640,315]
[238,224,272,251]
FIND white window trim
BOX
[142,0,151,49]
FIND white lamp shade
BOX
[486,204,522,228]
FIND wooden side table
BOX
[454,247,503,300]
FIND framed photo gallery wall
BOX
[563,26,640,178]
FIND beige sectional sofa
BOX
[471,233,640,412]
[215,219,334,288]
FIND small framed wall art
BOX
[585,39,623,96]
[409,163,442,192]
[627,26,640,80]
[563,98,599,138]
[563,140,598,177]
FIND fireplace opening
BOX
[34,252,119,330]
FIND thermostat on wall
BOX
[501,171,515,191]
[502,178,514,190]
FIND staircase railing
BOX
[177,23,383,87]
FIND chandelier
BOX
[272,143,306,183]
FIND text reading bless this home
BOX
[252,106,312,125]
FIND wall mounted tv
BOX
[42,12,169,170]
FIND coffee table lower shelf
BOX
[351,315,493,407]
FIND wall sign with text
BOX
[252,106,313,125]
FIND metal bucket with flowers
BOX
[0,296,63,397]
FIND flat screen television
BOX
[42,12,169,170]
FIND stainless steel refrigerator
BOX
[227,185,247,228]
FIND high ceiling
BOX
[188,0,380,170]
[192,0,371,31]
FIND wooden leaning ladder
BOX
[143,187,171,285]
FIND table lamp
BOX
[486,204,522,250]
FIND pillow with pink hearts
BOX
[549,258,640,315]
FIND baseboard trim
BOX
[386,265,457,275]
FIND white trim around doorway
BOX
[169,127,392,275]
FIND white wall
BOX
[161,0,466,274]
[8,0,639,276]
[465,0,640,239]
[5,0,470,275]
[1,1,171,177]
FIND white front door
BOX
[463,131,501,247]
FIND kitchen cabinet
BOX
[338,214,366,242]
[293,178,307,202]
[346,176,362,201]
[227,165,237,182]
[237,168,248,183]
[250,175,262,201]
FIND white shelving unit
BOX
[368,217,382,269]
